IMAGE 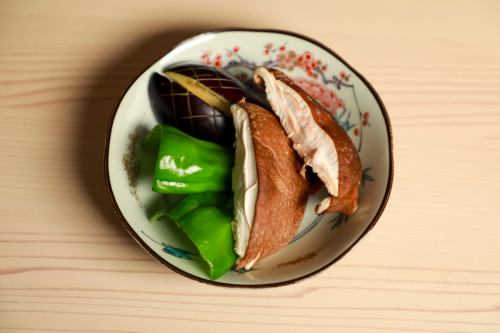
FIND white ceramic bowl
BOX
[105,29,393,287]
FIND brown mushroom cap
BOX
[254,67,362,215]
[232,101,310,270]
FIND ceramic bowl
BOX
[105,29,393,287]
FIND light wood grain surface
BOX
[1,0,500,332]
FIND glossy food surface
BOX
[149,64,245,147]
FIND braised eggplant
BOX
[149,64,245,147]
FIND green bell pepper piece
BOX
[142,124,162,154]
[166,192,231,221]
[147,125,233,194]
[166,193,237,280]
[176,207,236,279]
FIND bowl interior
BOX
[107,30,392,287]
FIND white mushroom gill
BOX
[231,104,258,258]
[254,67,339,197]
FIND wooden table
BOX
[1,1,499,332]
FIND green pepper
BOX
[165,193,237,279]
[166,192,232,221]
[142,124,161,154]
[146,125,233,194]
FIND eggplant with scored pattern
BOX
[149,64,245,148]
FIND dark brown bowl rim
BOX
[104,28,394,288]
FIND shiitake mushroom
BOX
[149,64,245,147]
[254,66,362,215]
[231,101,309,270]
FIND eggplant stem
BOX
[164,71,233,117]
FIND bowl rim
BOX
[104,28,394,288]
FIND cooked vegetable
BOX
[164,71,233,117]
[149,64,245,147]
[143,125,237,279]
[147,125,233,194]
[253,67,362,215]
[231,101,309,270]
[166,192,232,221]
[165,193,237,280]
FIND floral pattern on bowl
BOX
[201,42,371,151]
[105,29,393,287]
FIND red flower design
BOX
[354,128,360,136]
[233,46,239,52]
[279,45,286,52]
[264,49,270,55]
[293,51,325,77]
[293,77,345,116]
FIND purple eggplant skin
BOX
[148,64,245,148]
